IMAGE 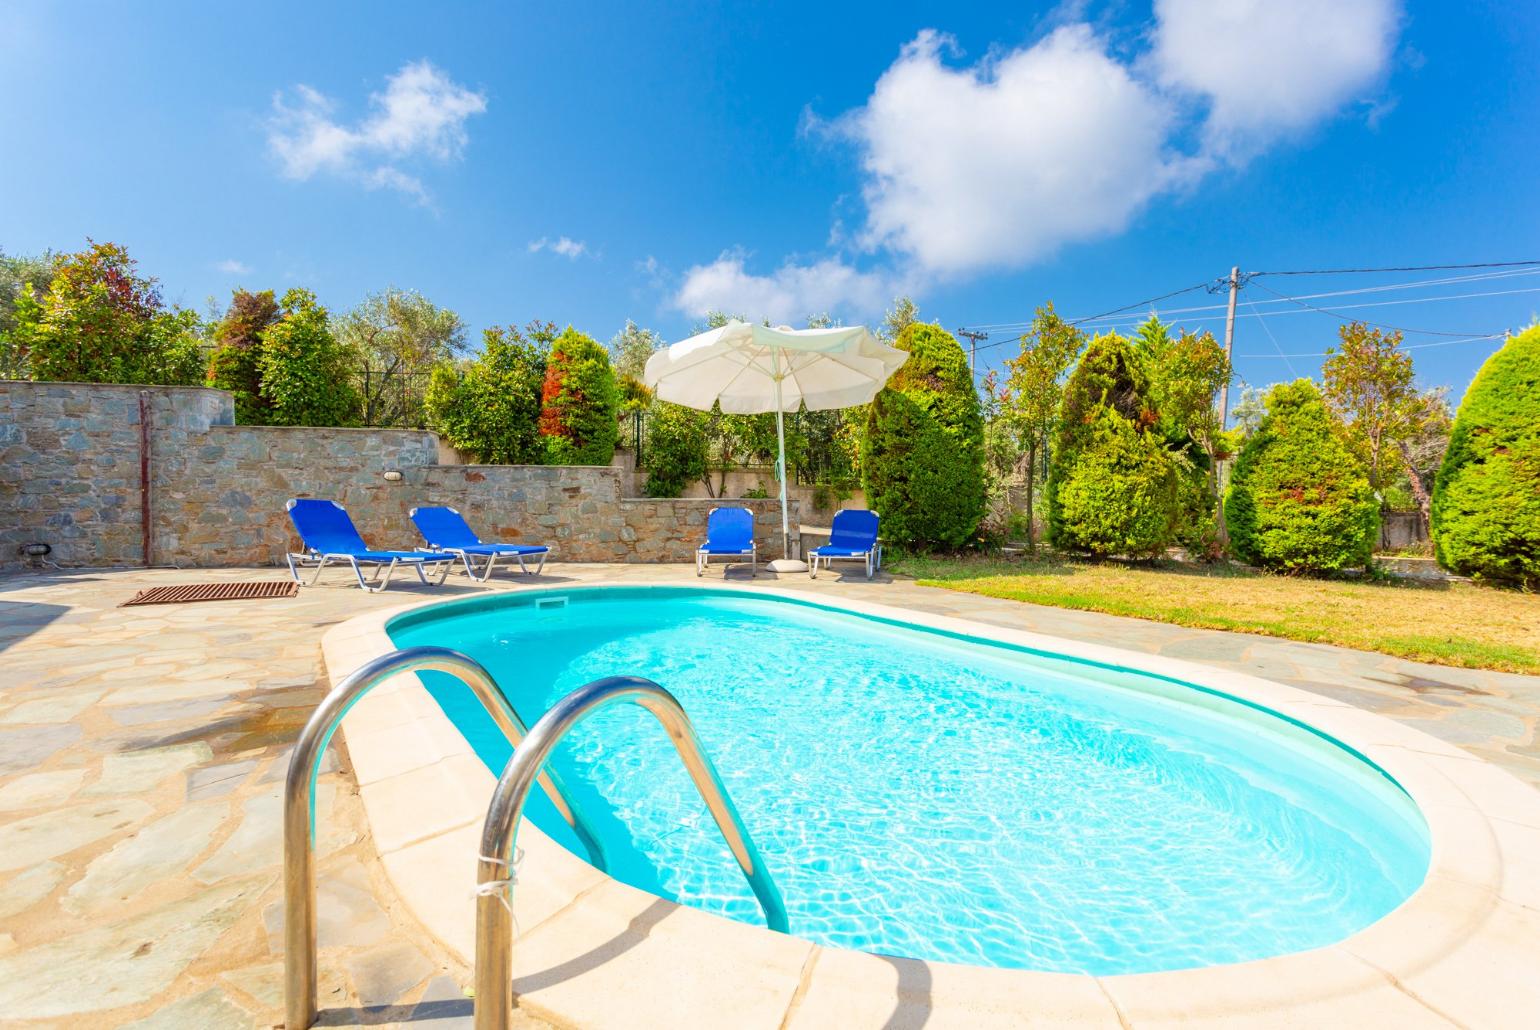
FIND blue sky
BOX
[2,1,1537,400]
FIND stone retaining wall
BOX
[1,380,797,569]
[157,424,442,566]
[1380,510,1429,552]
[2,382,235,569]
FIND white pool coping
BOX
[321,578,1540,1028]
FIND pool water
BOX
[389,587,1429,975]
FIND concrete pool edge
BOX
[321,577,1540,1027]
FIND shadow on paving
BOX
[315,996,472,1027]
[0,600,69,654]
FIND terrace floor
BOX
[0,562,1537,1028]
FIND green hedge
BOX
[1052,408,1182,557]
[1225,379,1378,572]
[14,241,203,387]
[861,323,985,548]
[641,401,708,497]
[1047,334,1179,557]
[424,325,547,463]
[540,328,619,465]
[1431,326,1540,586]
[205,289,281,425]
[258,289,363,427]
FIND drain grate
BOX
[120,581,299,607]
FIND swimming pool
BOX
[389,586,1429,976]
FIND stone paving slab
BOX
[0,563,1535,1027]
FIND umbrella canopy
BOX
[644,321,907,568]
[645,322,908,414]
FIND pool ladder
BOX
[282,646,788,1030]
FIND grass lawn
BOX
[891,553,1540,674]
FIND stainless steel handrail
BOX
[283,646,608,1030]
[474,675,789,1030]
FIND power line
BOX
[1239,332,1508,359]
[1069,285,1540,334]
[1064,267,1540,324]
[962,279,1213,333]
[1247,280,1504,337]
[971,285,1538,350]
[963,264,1540,337]
[1251,259,1540,277]
[1064,281,1216,327]
[1245,300,1299,378]
[962,261,1538,371]
[974,270,1540,336]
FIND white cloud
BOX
[673,251,896,324]
[362,166,430,205]
[528,236,589,259]
[267,61,486,202]
[215,259,251,275]
[1151,0,1400,156]
[843,26,1188,277]
[637,254,669,292]
[671,7,1399,312]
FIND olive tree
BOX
[338,288,467,427]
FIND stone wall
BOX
[617,497,793,564]
[1,381,234,568]
[614,449,865,526]
[1380,511,1429,552]
[1,380,798,570]
[156,424,442,566]
[675,471,868,526]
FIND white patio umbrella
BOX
[644,321,908,571]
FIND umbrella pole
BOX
[768,348,806,572]
[776,398,790,558]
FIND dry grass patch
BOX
[894,554,1540,674]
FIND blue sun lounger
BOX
[697,506,756,577]
[808,509,882,580]
[409,505,551,581]
[285,498,454,593]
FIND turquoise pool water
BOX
[389,587,1429,975]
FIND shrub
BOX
[861,323,985,548]
[1225,379,1378,572]
[1431,326,1540,586]
[0,248,56,377]
[206,289,281,424]
[641,401,708,497]
[143,309,206,387]
[1057,331,1152,432]
[13,240,203,386]
[540,328,620,465]
[1047,333,1180,556]
[1173,460,1223,560]
[1052,408,1181,557]
[424,324,547,463]
[999,303,1085,551]
[1136,318,1229,550]
[258,288,363,426]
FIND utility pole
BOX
[957,328,987,375]
[1215,266,1240,545]
[1218,266,1239,428]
